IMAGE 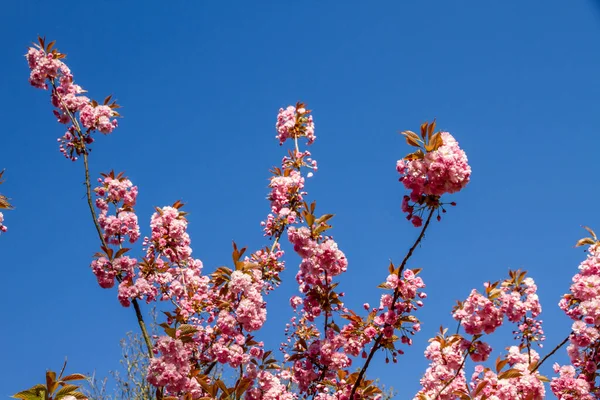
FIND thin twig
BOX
[531,333,571,373]
[82,151,107,248]
[349,208,435,399]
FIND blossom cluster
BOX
[146,336,202,396]
[25,38,118,160]
[416,272,547,399]
[397,123,471,226]
[397,131,471,200]
[94,172,140,245]
[468,346,546,399]
[276,103,315,145]
[88,172,141,289]
[121,204,209,315]
[553,235,600,398]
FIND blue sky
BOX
[2,1,600,398]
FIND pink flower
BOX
[275,104,315,145]
[147,336,198,394]
[551,364,594,400]
[398,131,471,224]
[80,104,118,134]
[453,289,503,335]
[0,212,6,233]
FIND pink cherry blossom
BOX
[0,212,6,233]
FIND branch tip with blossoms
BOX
[349,122,472,398]
[26,37,153,360]
[398,120,470,227]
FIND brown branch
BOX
[349,208,435,399]
[132,298,154,359]
[82,151,108,248]
[433,350,469,400]
[531,333,571,373]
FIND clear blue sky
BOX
[2,1,600,398]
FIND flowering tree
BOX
[12,37,600,400]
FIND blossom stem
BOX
[81,152,107,248]
[349,208,434,399]
[531,333,571,373]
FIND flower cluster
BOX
[416,332,547,399]
[276,102,315,145]
[80,104,118,134]
[245,371,295,400]
[397,131,471,199]
[397,121,470,226]
[261,151,316,237]
[26,37,119,160]
[553,232,600,398]
[119,203,209,314]
[288,225,349,317]
[468,347,546,399]
[415,333,469,400]
[94,171,140,245]
[417,272,548,399]
[26,44,64,89]
[245,243,286,292]
[262,170,305,236]
[147,336,202,396]
[374,268,426,350]
[453,289,503,335]
[88,171,141,290]
[501,273,545,347]
[551,364,595,400]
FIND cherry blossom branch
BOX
[350,208,434,399]
[531,333,571,373]
[50,81,153,359]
